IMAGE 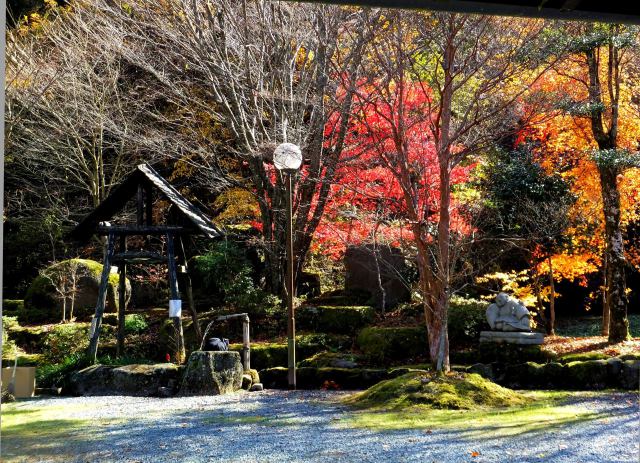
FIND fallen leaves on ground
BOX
[542,336,640,357]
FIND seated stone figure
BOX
[486,292,531,332]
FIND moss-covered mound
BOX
[347,371,531,410]
[24,259,131,323]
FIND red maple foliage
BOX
[313,81,473,259]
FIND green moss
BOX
[298,351,359,368]
[346,371,532,410]
[357,326,427,365]
[558,352,610,363]
[23,259,127,324]
[342,390,604,437]
[296,333,353,351]
[245,368,260,384]
[297,305,375,334]
[229,334,353,370]
[566,360,609,389]
[230,342,288,371]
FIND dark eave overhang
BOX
[296,1,640,25]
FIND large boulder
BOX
[69,363,180,396]
[24,259,131,323]
[344,245,410,310]
[180,351,243,395]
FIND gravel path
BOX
[3,390,638,463]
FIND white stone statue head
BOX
[496,292,509,306]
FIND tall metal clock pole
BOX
[273,143,303,390]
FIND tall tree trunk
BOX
[530,266,548,331]
[601,254,610,336]
[584,40,629,343]
[598,166,629,342]
[547,256,556,336]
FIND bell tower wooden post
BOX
[88,232,116,363]
[167,232,186,363]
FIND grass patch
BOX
[345,371,531,410]
[1,402,100,461]
[342,390,604,438]
[201,412,302,427]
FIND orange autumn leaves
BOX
[525,49,640,279]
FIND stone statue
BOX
[486,292,531,332]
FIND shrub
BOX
[42,323,90,363]
[192,242,281,320]
[2,300,24,316]
[448,296,488,345]
[36,354,88,388]
[1,316,19,357]
[357,326,428,365]
[297,305,375,334]
[124,314,148,334]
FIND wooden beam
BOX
[88,234,116,363]
[113,251,168,264]
[137,185,144,226]
[178,236,202,343]
[294,1,640,25]
[96,225,188,236]
[145,183,153,226]
[167,233,186,363]
[117,235,127,357]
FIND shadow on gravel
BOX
[2,392,638,463]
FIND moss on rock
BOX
[298,352,360,369]
[566,360,610,389]
[297,305,375,334]
[180,351,243,395]
[23,259,131,323]
[558,352,610,363]
[347,371,531,410]
[357,326,427,365]
[229,333,353,370]
[70,363,180,396]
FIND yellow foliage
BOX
[476,270,538,309]
[537,253,599,287]
[213,188,259,225]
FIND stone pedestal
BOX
[179,351,243,396]
[479,331,544,345]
